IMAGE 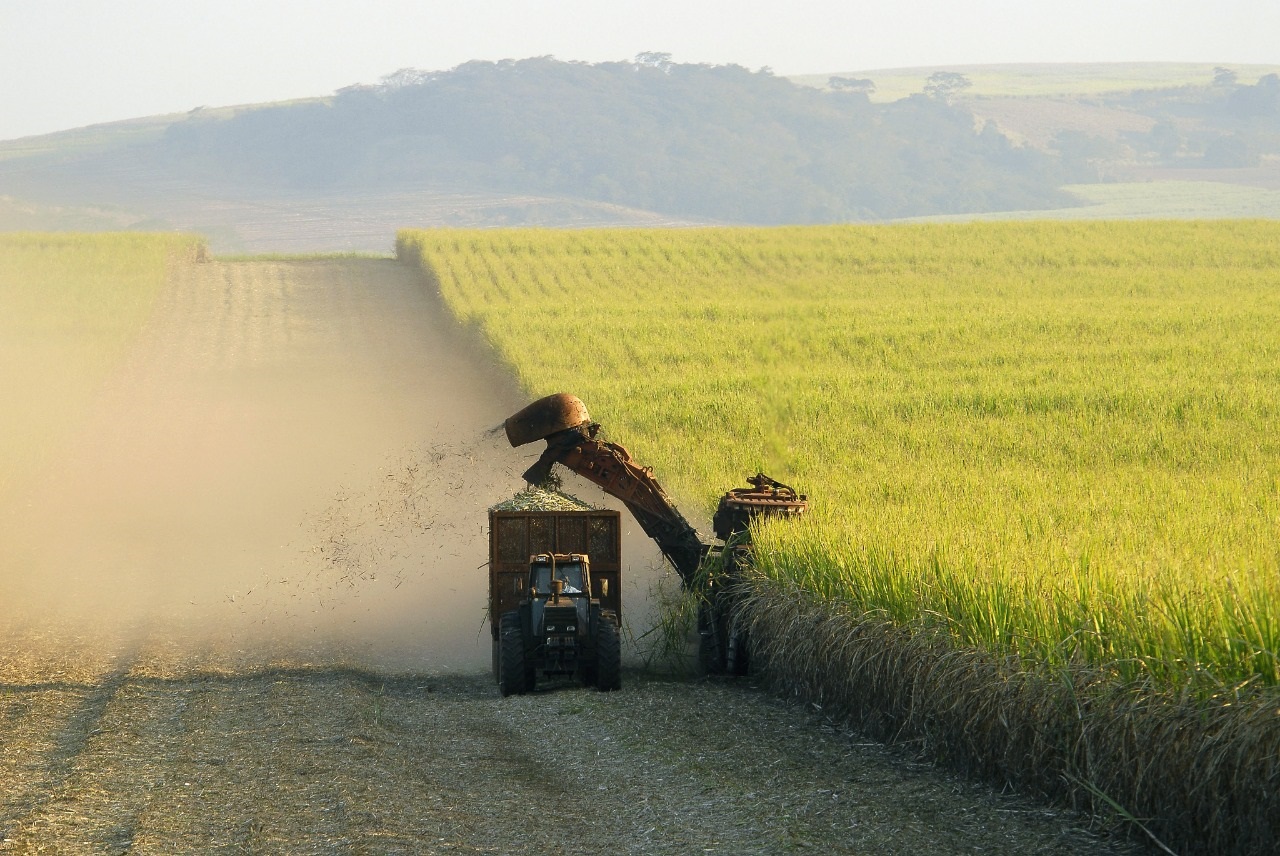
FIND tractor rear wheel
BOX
[498,611,528,697]
[578,648,597,688]
[594,614,621,692]
[698,601,727,675]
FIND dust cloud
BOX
[0,258,675,674]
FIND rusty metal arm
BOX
[523,425,707,585]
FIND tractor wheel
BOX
[726,623,750,676]
[578,649,597,688]
[594,615,622,692]
[697,602,727,675]
[491,636,500,681]
[498,611,528,697]
[579,606,602,687]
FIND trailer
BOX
[488,508,622,692]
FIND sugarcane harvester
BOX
[502,393,807,679]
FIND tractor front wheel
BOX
[594,614,621,692]
[498,611,529,697]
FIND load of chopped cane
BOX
[489,485,597,512]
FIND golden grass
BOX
[399,221,1280,690]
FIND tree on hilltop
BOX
[634,52,674,72]
[924,71,972,103]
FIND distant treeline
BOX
[1054,70,1280,173]
[159,57,1073,223]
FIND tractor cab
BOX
[530,554,586,596]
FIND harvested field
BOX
[0,643,1137,854]
[1,256,1134,852]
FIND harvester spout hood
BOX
[504,393,592,448]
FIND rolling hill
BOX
[1,59,1277,252]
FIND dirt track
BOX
[1,258,573,668]
[0,259,1132,853]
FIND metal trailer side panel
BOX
[488,510,622,637]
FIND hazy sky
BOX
[2,0,1278,141]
